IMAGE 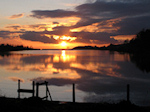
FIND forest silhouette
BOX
[73,29,150,72]
[105,29,150,53]
[0,44,34,52]
[108,29,150,72]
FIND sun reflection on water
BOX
[1,50,150,105]
[60,50,76,62]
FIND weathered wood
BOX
[42,96,48,99]
[32,81,35,97]
[46,82,48,100]
[73,83,75,103]
[46,86,53,101]
[18,80,35,98]
[17,81,52,100]
[36,83,39,97]
[18,80,20,98]
[18,89,34,93]
[38,81,48,85]
[127,84,130,102]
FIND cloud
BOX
[96,0,150,3]
[51,26,71,35]
[0,31,11,38]
[75,0,150,27]
[5,24,48,31]
[8,77,24,82]
[113,15,150,35]
[30,9,80,19]
[4,0,150,45]
[5,25,21,30]
[9,13,24,19]
[53,22,59,24]
[0,31,20,39]
[20,31,58,44]
[29,1,150,42]
[70,31,117,44]
[31,77,76,86]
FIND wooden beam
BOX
[18,89,34,93]
[41,96,48,100]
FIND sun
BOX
[60,41,67,47]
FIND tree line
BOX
[0,44,34,52]
[104,29,150,53]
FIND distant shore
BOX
[0,44,36,53]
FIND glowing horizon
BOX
[0,0,149,49]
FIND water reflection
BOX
[0,50,150,106]
[130,52,150,73]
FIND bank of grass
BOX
[0,97,150,112]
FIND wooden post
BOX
[47,85,53,101]
[18,80,20,98]
[127,84,130,102]
[45,81,48,100]
[36,83,39,97]
[73,83,75,103]
[32,81,35,97]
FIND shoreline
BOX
[0,97,150,112]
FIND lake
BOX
[0,50,150,106]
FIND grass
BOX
[0,97,150,112]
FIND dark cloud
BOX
[20,31,58,43]
[5,25,21,30]
[30,9,80,19]
[75,0,150,28]
[96,0,150,3]
[52,26,71,35]
[53,22,59,24]
[31,77,76,86]
[113,15,150,35]
[44,30,117,44]
[28,24,47,30]
[29,0,150,44]
[5,24,47,31]
[0,31,11,38]
[70,31,117,44]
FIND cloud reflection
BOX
[8,77,24,82]
[0,50,150,105]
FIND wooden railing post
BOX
[36,83,39,97]
[73,83,75,103]
[18,80,20,98]
[127,84,130,102]
[32,81,35,97]
[45,81,48,100]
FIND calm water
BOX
[0,50,150,106]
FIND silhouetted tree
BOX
[0,44,34,52]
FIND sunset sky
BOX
[0,0,150,49]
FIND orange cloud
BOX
[9,13,24,19]
[110,35,135,42]
[8,77,24,82]
[70,18,122,33]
